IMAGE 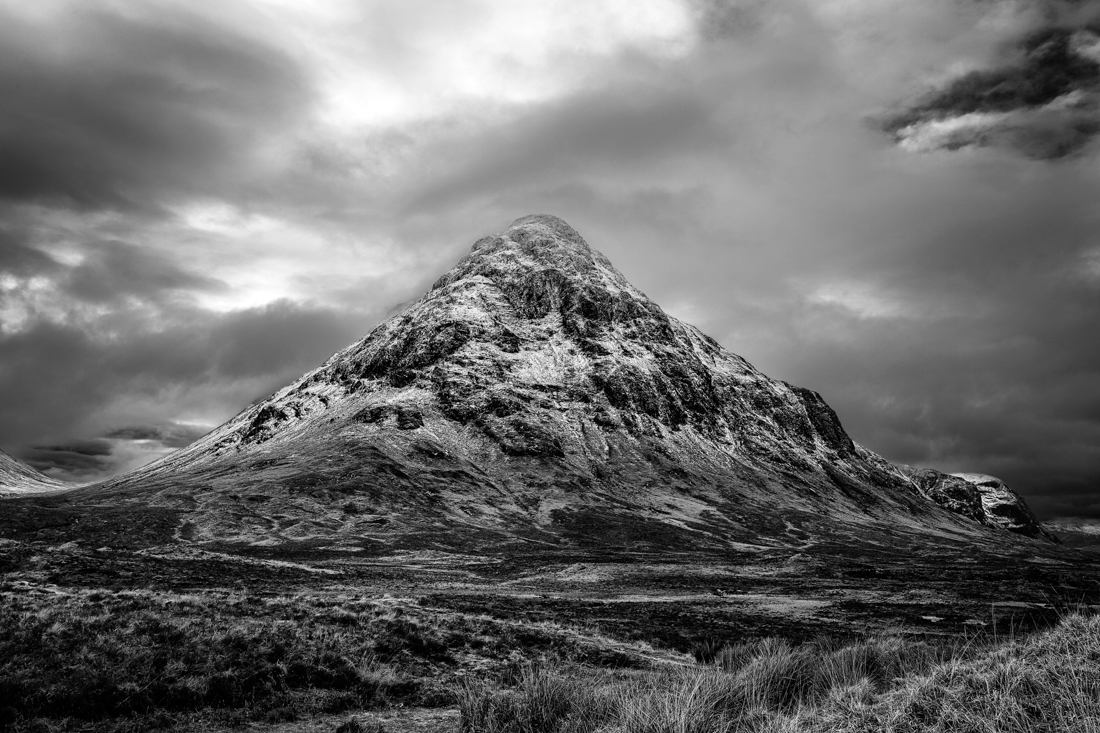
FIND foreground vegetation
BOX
[0,585,645,732]
[460,614,1100,733]
[3,579,1099,733]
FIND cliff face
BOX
[84,215,1051,549]
[952,473,1057,541]
[897,467,1057,542]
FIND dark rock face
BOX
[894,467,1056,542]
[84,215,1052,548]
[952,473,1058,542]
[482,416,565,457]
[903,469,988,524]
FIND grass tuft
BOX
[460,614,1100,733]
[458,664,616,733]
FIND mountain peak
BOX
[431,214,631,311]
[506,214,589,245]
[87,217,1054,549]
[475,214,598,262]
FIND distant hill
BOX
[0,449,67,497]
[1044,517,1100,552]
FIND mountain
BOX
[950,473,1052,537]
[1043,517,1100,552]
[894,468,1054,541]
[0,449,66,497]
[79,215,1052,550]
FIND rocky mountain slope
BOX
[78,215,1052,550]
[951,473,1054,538]
[0,449,67,497]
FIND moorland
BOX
[2,495,1099,733]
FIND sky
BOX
[0,0,1098,519]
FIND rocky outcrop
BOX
[83,215,1054,548]
[952,473,1058,541]
[888,465,1054,541]
[901,468,988,524]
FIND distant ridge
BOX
[0,449,66,497]
[69,215,1053,549]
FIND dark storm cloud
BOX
[105,423,207,448]
[24,444,114,476]
[0,3,311,211]
[730,147,1100,518]
[773,279,1100,518]
[35,440,112,458]
[64,240,226,305]
[0,300,368,480]
[885,22,1100,158]
[732,153,1100,518]
[0,228,62,277]
[26,421,210,480]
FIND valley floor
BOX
[2,531,1100,732]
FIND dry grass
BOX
[0,586,648,732]
[458,665,619,733]
[0,589,434,732]
[817,613,1100,733]
[460,614,1100,733]
[6,582,1099,733]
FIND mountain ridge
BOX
[0,449,67,497]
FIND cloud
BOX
[0,219,231,337]
[0,2,311,211]
[23,423,212,481]
[64,240,227,305]
[766,246,1100,518]
[34,440,112,458]
[694,0,770,40]
[24,442,114,478]
[885,24,1100,158]
[1082,246,1100,281]
[805,282,911,320]
[0,229,62,279]
[257,0,696,129]
[0,300,370,481]
[105,423,209,448]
